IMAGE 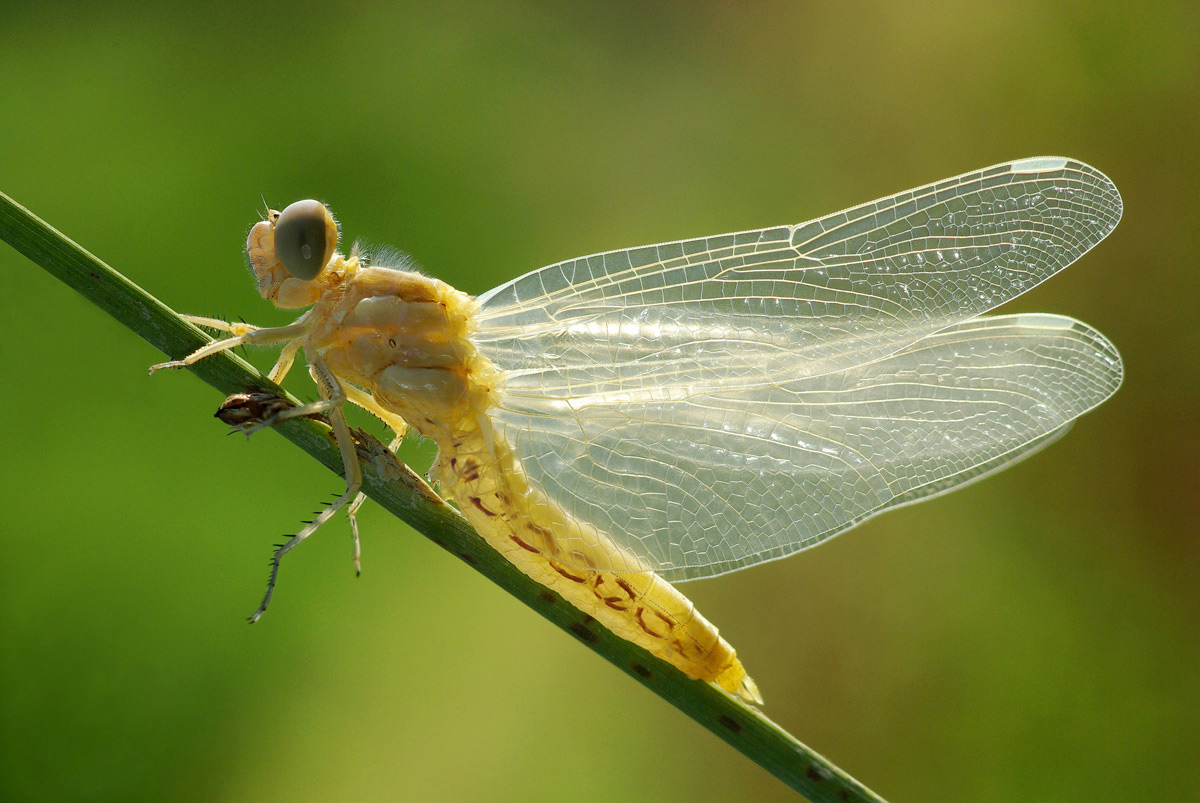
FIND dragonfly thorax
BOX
[311,266,499,442]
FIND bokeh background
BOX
[2,3,1196,802]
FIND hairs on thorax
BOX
[353,238,422,273]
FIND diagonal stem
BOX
[0,189,888,803]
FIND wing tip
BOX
[1008,155,1124,233]
[1004,312,1126,400]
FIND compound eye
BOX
[274,199,336,280]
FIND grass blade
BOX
[0,189,888,802]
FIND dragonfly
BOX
[151,156,1123,704]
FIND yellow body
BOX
[306,257,758,701]
[165,212,760,702]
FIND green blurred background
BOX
[2,3,1196,801]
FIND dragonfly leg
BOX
[250,356,362,621]
[178,314,261,336]
[176,315,303,384]
[341,382,409,437]
[149,319,311,375]
[345,431,404,576]
[244,359,349,428]
[268,339,304,384]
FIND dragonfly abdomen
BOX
[430,422,761,704]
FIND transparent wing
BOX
[474,157,1121,399]
[485,314,1123,579]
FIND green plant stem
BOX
[0,189,888,803]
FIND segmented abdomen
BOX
[429,426,759,702]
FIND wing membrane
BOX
[475,158,1120,401]
[487,314,1122,578]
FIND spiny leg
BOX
[341,380,409,436]
[345,430,405,575]
[149,318,312,375]
[268,338,304,384]
[251,355,362,622]
[179,314,260,336]
[336,381,409,574]
[176,316,303,385]
[320,381,409,574]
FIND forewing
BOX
[487,314,1122,579]
[475,158,1120,399]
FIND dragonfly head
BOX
[247,199,343,308]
